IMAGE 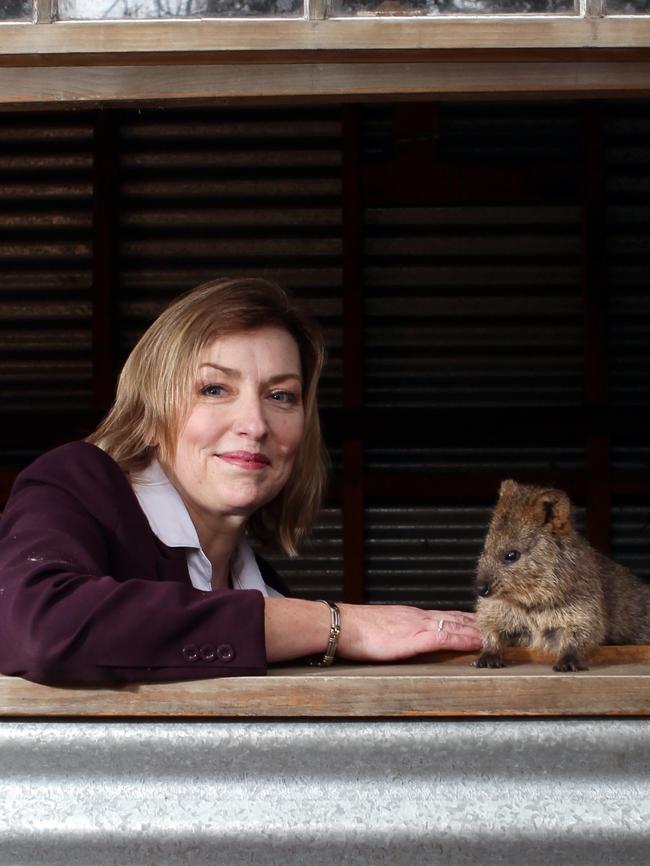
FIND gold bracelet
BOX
[308,600,341,667]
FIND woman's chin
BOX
[217,487,273,516]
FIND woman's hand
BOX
[264,597,481,664]
[336,603,481,661]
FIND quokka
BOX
[473,479,650,672]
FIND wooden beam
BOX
[2,646,650,717]
[1,62,650,107]
[3,19,650,57]
[3,48,650,68]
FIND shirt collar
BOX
[131,458,282,598]
[131,458,201,550]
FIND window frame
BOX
[4,14,650,53]
[2,13,650,106]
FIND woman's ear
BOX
[143,425,160,460]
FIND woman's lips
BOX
[218,451,271,470]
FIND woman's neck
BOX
[185,504,244,591]
[159,460,246,590]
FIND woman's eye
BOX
[269,390,300,405]
[503,549,521,564]
[200,384,226,397]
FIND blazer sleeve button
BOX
[182,644,200,662]
[200,644,216,662]
[216,644,236,662]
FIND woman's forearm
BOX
[263,597,333,662]
[264,597,482,664]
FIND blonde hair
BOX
[88,277,328,555]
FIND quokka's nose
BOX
[475,573,493,597]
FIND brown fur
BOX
[473,479,650,672]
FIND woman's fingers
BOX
[430,610,476,626]
[428,611,481,639]
[435,624,482,648]
[337,603,482,660]
[422,614,482,651]
[429,616,478,635]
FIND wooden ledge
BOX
[3,19,650,56]
[1,646,649,719]
[3,60,650,108]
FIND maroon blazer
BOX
[0,441,287,686]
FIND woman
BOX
[0,277,480,685]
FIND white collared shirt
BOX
[130,459,283,598]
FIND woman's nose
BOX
[233,393,268,440]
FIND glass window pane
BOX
[0,0,32,20]
[607,0,650,11]
[331,0,575,13]
[57,0,303,18]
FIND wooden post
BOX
[33,0,53,23]
[581,102,611,554]
[341,104,365,603]
[91,110,119,417]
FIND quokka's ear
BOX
[498,479,518,501]
[533,489,573,535]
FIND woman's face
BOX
[167,326,305,531]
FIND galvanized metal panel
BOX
[1,718,649,866]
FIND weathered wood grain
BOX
[1,61,650,106]
[2,19,650,56]
[2,646,649,718]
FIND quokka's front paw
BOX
[552,654,588,673]
[472,651,505,669]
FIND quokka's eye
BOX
[503,549,521,563]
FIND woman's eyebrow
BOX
[268,373,303,385]
[199,363,302,384]
[199,363,237,376]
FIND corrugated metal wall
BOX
[0,113,94,458]
[607,103,650,409]
[4,718,650,866]
[2,100,650,608]
[363,103,584,411]
[116,108,344,402]
[604,104,650,585]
